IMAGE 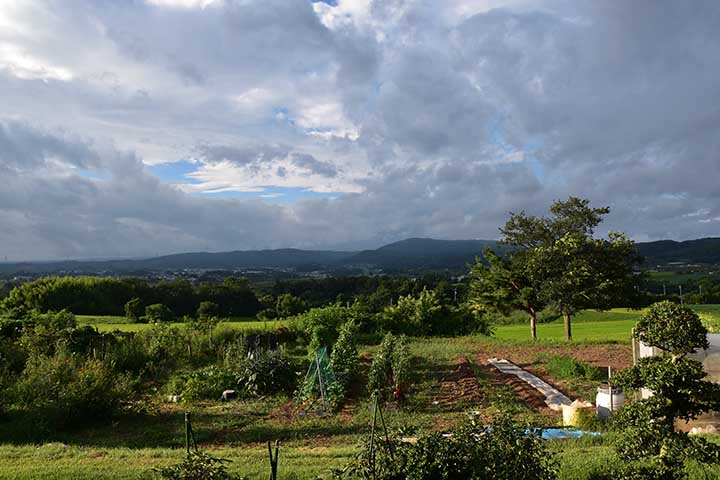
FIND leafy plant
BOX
[145,304,175,324]
[390,335,410,402]
[367,333,396,398]
[334,415,557,480]
[611,301,720,478]
[150,452,244,480]
[178,366,237,401]
[541,354,604,381]
[236,348,296,397]
[330,320,359,386]
[11,353,132,432]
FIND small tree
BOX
[612,301,720,478]
[124,297,143,322]
[275,293,307,318]
[145,303,175,324]
[197,301,219,321]
[470,248,545,340]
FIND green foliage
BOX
[177,366,237,401]
[634,301,709,355]
[150,452,243,480]
[290,304,359,353]
[487,197,641,340]
[125,297,144,322]
[540,354,604,381]
[335,415,557,480]
[11,353,132,431]
[367,333,396,398]
[197,301,220,321]
[367,333,412,402]
[0,275,260,319]
[275,293,308,318]
[379,289,442,336]
[390,335,410,402]
[235,348,296,397]
[610,301,720,478]
[145,304,175,324]
[330,320,359,386]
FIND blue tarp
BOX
[527,428,602,440]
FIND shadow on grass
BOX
[0,405,367,449]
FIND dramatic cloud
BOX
[0,0,719,259]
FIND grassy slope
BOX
[78,319,285,333]
[5,309,720,479]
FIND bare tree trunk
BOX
[529,306,537,340]
[563,307,572,341]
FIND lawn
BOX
[78,319,285,333]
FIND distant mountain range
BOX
[1,237,719,277]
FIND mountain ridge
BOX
[1,237,718,276]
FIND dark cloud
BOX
[291,153,338,177]
[0,0,719,259]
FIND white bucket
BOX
[596,384,624,420]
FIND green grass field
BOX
[78,319,285,333]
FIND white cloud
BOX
[0,0,719,259]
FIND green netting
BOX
[297,347,338,412]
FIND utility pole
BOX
[663,283,666,296]
[679,285,684,305]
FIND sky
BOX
[1,0,719,260]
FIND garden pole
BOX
[369,395,378,480]
[267,440,279,480]
[185,413,190,454]
[377,398,393,460]
[315,351,327,413]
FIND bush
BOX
[334,415,557,480]
[236,348,296,397]
[367,333,396,398]
[611,301,720,477]
[197,301,220,321]
[176,366,237,401]
[125,297,144,322]
[145,304,175,324]
[12,353,131,431]
[390,335,410,402]
[290,305,358,353]
[330,320,359,386]
[150,452,243,480]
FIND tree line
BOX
[0,276,260,319]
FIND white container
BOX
[596,384,624,420]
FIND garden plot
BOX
[488,359,571,411]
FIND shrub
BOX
[180,366,237,401]
[334,415,557,480]
[330,320,359,386]
[12,353,131,431]
[390,335,410,402]
[150,452,243,480]
[197,301,220,321]
[236,348,296,397]
[107,335,149,375]
[367,333,395,398]
[290,304,358,352]
[145,304,175,324]
[125,297,144,322]
[611,301,720,478]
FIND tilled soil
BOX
[431,355,484,408]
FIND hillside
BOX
[1,236,719,277]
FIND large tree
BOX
[473,197,641,341]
